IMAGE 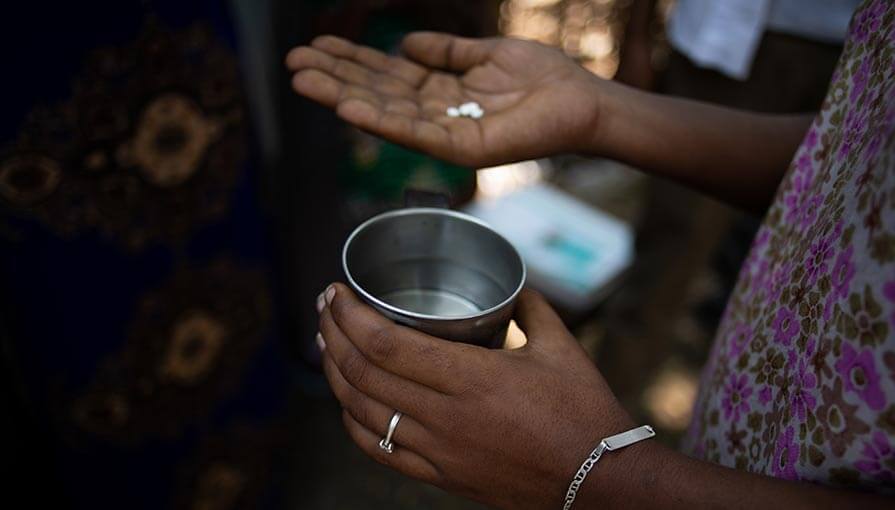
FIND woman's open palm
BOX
[286,32,605,168]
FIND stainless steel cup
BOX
[342,208,526,348]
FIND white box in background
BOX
[465,183,634,312]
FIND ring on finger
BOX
[378,411,403,454]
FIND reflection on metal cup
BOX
[342,208,526,348]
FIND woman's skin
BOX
[289,33,890,508]
[286,32,809,213]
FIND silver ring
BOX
[378,411,403,454]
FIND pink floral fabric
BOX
[684,0,895,491]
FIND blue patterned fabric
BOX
[0,3,288,508]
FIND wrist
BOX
[569,429,673,509]
[578,77,637,160]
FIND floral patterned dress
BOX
[684,0,895,490]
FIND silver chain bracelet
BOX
[562,425,655,510]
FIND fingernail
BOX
[316,292,326,314]
[316,332,326,351]
[324,284,336,305]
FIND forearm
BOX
[576,441,888,509]
[591,80,813,214]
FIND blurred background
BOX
[0,0,843,508]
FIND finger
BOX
[286,46,373,86]
[383,96,421,117]
[336,98,415,140]
[334,99,463,164]
[291,71,444,148]
[287,46,418,99]
[341,409,441,485]
[322,352,437,457]
[512,289,569,348]
[292,69,382,110]
[401,32,495,72]
[311,35,429,88]
[291,69,342,107]
[323,283,483,394]
[319,306,450,419]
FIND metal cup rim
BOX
[342,207,527,322]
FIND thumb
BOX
[512,289,576,352]
[401,32,495,72]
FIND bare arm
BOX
[582,440,888,509]
[286,32,810,213]
[314,284,891,510]
[595,81,812,212]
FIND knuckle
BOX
[451,377,476,399]
[346,395,369,429]
[341,351,370,388]
[428,346,456,373]
[366,323,397,362]
[328,365,353,402]
[448,359,488,398]
[331,59,348,77]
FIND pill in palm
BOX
[459,102,478,115]
[446,101,485,119]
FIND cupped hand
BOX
[286,33,608,168]
[315,283,638,510]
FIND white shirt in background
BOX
[667,0,861,80]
